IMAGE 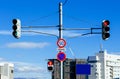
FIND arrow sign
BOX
[57,51,66,62]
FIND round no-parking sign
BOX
[57,51,66,62]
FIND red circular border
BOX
[57,38,66,48]
[57,52,66,62]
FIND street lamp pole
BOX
[59,2,63,79]
[59,2,63,39]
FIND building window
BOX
[11,70,14,73]
[91,65,93,67]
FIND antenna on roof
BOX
[99,43,104,53]
[100,43,103,51]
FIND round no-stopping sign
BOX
[57,38,66,48]
[57,52,66,62]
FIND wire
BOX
[22,30,59,38]
[63,0,69,6]
[30,0,69,23]
[21,25,59,29]
[68,46,76,59]
[30,11,59,24]
[63,14,100,27]
[65,38,76,59]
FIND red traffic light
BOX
[48,61,53,66]
[47,60,54,71]
[102,20,110,40]
[102,20,110,26]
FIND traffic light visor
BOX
[48,67,53,70]
[105,27,110,31]
[105,33,110,38]
[12,19,17,24]
[12,25,17,30]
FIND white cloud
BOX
[13,62,50,79]
[0,30,82,37]
[27,30,91,38]
[0,29,93,39]
[14,62,45,72]
[0,30,11,35]
[64,31,81,37]
[6,42,50,48]
[0,57,6,61]
[0,57,50,79]
[27,30,81,37]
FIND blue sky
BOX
[0,0,120,78]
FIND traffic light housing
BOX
[12,19,21,39]
[47,60,54,71]
[102,20,110,40]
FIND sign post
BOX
[58,2,64,79]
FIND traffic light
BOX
[102,20,110,40]
[12,19,21,39]
[47,60,54,71]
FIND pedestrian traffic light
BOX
[102,20,110,40]
[12,19,21,39]
[47,60,54,71]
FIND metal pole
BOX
[59,2,63,39]
[61,61,63,79]
[59,2,63,79]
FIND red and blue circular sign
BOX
[57,51,66,62]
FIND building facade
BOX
[0,63,14,79]
[50,58,88,79]
[88,50,120,79]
